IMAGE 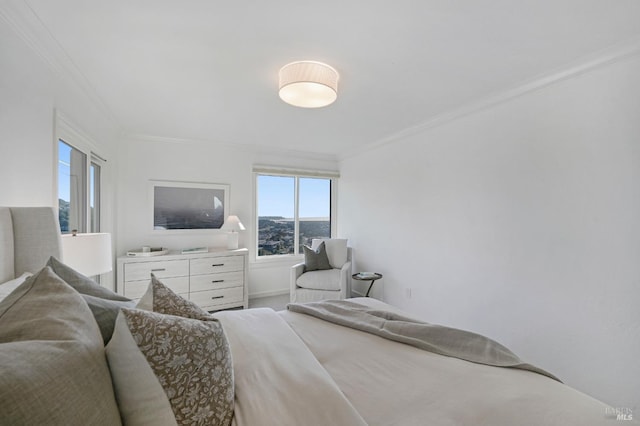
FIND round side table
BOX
[352,272,383,297]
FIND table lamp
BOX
[221,215,245,250]
[61,231,113,277]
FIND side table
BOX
[352,272,383,297]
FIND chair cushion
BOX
[312,239,348,269]
[303,241,332,271]
[297,268,342,291]
[0,267,122,425]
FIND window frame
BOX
[252,167,338,263]
[55,115,107,235]
[89,159,102,233]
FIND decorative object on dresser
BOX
[180,246,208,254]
[60,231,113,277]
[126,247,168,257]
[221,215,246,249]
[117,248,248,311]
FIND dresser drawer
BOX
[190,271,243,292]
[190,255,243,276]
[124,259,189,281]
[123,276,189,299]
[190,287,243,309]
[117,249,247,309]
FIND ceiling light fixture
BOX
[278,61,339,108]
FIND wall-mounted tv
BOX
[150,181,229,232]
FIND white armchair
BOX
[290,239,352,303]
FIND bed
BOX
[0,207,618,425]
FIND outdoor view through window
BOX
[257,175,331,256]
[58,140,100,234]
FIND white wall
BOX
[339,54,640,408]
[0,18,120,285]
[115,136,338,297]
[0,14,340,298]
[0,20,117,204]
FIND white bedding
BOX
[217,297,613,426]
[0,208,621,425]
[214,308,367,426]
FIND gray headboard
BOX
[0,207,62,282]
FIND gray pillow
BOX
[303,241,332,272]
[47,256,136,344]
[0,267,122,425]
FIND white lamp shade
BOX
[61,233,113,276]
[279,61,339,108]
[221,215,246,232]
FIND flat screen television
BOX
[150,181,229,231]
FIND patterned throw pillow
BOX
[137,274,211,320]
[106,276,234,426]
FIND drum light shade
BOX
[61,232,113,277]
[279,61,339,108]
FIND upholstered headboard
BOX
[0,207,62,282]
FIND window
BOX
[298,177,331,253]
[57,139,104,234]
[89,161,101,232]
[256,170,335,257]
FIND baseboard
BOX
[250,288,368,299]
[249,288,290,300]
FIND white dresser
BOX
[116,248,248,311]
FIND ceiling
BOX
[16,1,640,157]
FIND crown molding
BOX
[0,0,122,130]
[4,0,638,165]
[339,35,640,161]
[125,134,340,163]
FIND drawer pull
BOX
[211,280,225,283]
[211,263,225,267]
[211,295,224,300]
[151,268,166,272]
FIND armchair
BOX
[290,239,352,303]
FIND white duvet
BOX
[214,308,367,426]
[216,299,617,426]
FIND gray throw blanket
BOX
[287,300,560,382]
